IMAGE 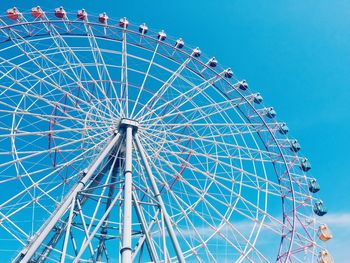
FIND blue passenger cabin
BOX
[279,123,289,134]
[290,140,301,152]
[254,93,263,104]
[266,107,276,118]
[313,200,327,216]
[301,157,311,172]
[208,57,218,67]
[158,31,167,41]
[139,23,148,34]
[193,47,201,58]
[236,80,249,90]
[175,38,184,48]
[308,179,320,193]
[224,68,233,78]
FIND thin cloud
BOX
[318,212,350,262]
[321,212,350,227]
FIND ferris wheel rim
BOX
[0,7,325,262]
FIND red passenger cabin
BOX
[31,6,44,18]
[77,9,87,20]
[98,12,108,24]
[55,7,66,19]
[119,17,129,28]
[7,7,20,20]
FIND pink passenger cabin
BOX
[7,7,20,20]
[31,6,44,18]
[55,7,66,19]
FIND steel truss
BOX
[14,119,185,263]
[0,7,327,263]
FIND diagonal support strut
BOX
[134,134,185,263]
[15,118,186,263]
[15,132,122,263]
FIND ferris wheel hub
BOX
[0,7,329,261]
[118,118,139,132]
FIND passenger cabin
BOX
[77,9,87,20]
[175,38,184,48]
[31,6,44,18]
[193,47,201,58]
[301,158,311,172]
[254,93,263,104]
[139,23,148,34]
[119,17,129,28]
[55,7,66,19]
[208,57,218,67]
[98,13,108,24]
[318,224,333,241]
[158,31,167,41]
[224,68,233,78]
[308,179,320,193]
[237,80,249,90]
[266,107,276,118]
[7,7,21,20]
[290,139,301,152]
[318,249,333,263]
[314,200,327,216]
[279,123,289,134]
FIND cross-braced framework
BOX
[0,6,332,263]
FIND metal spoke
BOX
[0,10,322,263]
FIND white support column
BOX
[16,132,121,263]
[121,126,133,263]
[134,134,185,263]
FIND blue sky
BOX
[2,0,349,261]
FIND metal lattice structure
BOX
[0,6,332,263]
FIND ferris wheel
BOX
[0,6,333,263]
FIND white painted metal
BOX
[134,134,185,263]
[72,189,123,263]
[132,209,161,260]
[76,199,95,257]
[121,126,133,263]
[132,191,159,263]
[0,12,321,263]
[60,197,76,263]
[16,132,121,262]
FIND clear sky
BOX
[1,0,349,261]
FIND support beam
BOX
[76,199,95,257]
[134,134,185,263]
[15,132,121,263]
[60,197,76,262]
[132,191,159,263]
[72,189,123,263]
[132,209,161,259]
[121,126,133,262]
[96,154,121,262]
[36,147,122,262]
